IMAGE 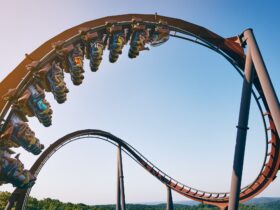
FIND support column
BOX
[117,145,126,210]
[116,161,121,210]
[12,188,28,210]
[243,29,280,136]
[5,190,20,210]
[166,186,174,210]
[228,48,254,210]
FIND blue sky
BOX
[0,0,280,205]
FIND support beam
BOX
[118,145,126,210]
[116,160,121,210]
[228,48,254,210]
[166,186,174,210]
[243,29,280,136]
[4,191,20,210]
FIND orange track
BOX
[0,14,279,210]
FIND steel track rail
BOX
[0,14,279,209]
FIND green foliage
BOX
[254,200,280,210]
[0,191,11,210]
[0,191,276,210]
[239,204,263,210]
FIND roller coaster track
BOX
[5,128,280,210]
[0,14,279,209]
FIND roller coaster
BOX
[0,14,279,210]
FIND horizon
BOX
[1,191,280,206]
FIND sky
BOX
[0,0,280,205]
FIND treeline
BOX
[254,200,280,210]
[0,191,270,210]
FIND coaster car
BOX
[0,113,44,155]
[15,84,52,127]
[0,151,36,188]
[81,31,104,72]
[149,24,170,47]
[36,62,69,104]
[89,41,104,72]
[56,44,85,85]
[107,24,126,63]
[128,20,149,59]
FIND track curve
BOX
[0,14,279,209]
[6,127,280,210]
